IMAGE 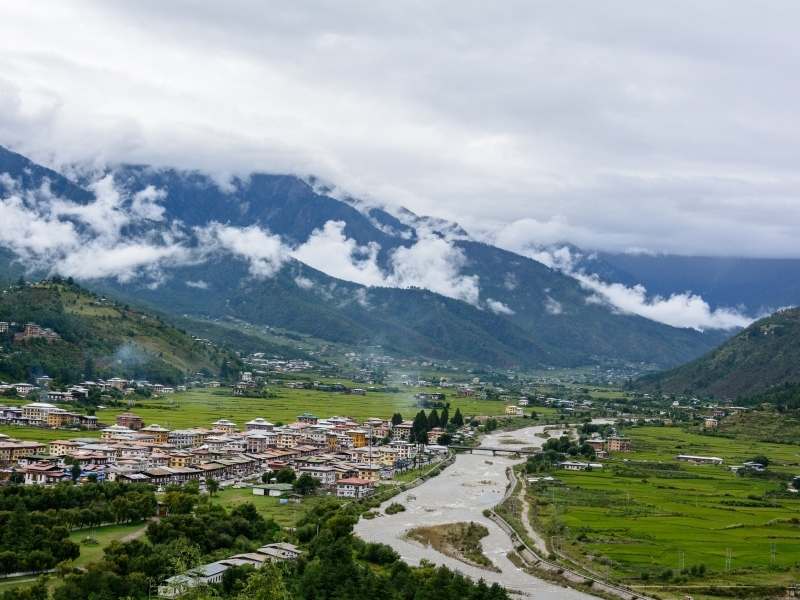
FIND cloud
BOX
[486,298,514,315]
[185,279,209,289]
[291,220,481,305]
[196,223,288,279]
[2,3,800,258]
[291,220,385,287]
[520,245,752,330]
[574,273,753,330]
[544,296,563,315]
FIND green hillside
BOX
[0,280,241,385]
[637,307,800,398]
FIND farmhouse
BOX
[505,405,524,417]
[676,454,724,465]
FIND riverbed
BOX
[354,424,597,598]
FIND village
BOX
[0,401,459,497]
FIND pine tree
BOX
[440,407,449,428]
[452,407,464,428]
[428,408,440,429]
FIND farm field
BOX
[528,426,800,597]
[94,387,537,431]
[0,425,100,442]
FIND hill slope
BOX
[0,281,241,385]
[637,307,800,398]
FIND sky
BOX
[1,2,800,259]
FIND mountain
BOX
[0,281,241,385]
[0,145,730,369]
[637,307,800,398]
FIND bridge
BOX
[449,445,541,456]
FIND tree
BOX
[261,470,273,484]
[293,474,320,496]
[451,408,464,428]
[236,563,290,600]
[205,478,219,496]
[411,410,429,443]
[70,463,81,482]
[440,407,449,429]
[428,409,440,430]
[275,468,296,484]
[391,412,403,426]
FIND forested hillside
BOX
[0,280,241,384]
[638,307,800,398]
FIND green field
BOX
[68,522,149,567]
[94,387,522,431]
[210,487,339,528]
[529,426,800,597]
[0,425,100,442]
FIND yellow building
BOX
[346,429,367,448]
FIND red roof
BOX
[337,477,373,486]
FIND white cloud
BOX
[292,220,482,305]
[291,221,385,287]
[518,245,752,330]
[294,275,314,290]
[197,222,288,278]
[544,296,563,315]
[487,298,514,315]
[2,3,800,257]
[574,273,753,331]
[185,279,209,289]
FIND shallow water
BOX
[354,425,597,598]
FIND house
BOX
[253,483,294,497]
[116,412,144,431]
[211,419,237,434]
[140,424,170,444]
[676,454,724,465]
[24,462,68,485]
[336,477,375,498]
[297,412,319,425]
[606,436,632,452]
[245,417,274,432]
[703,417,719,429]
[427,427,444,444]
[558,461,603,471]
[518,397,530,406]
[505,405,524,417]
[391,421,413,441]
[346,429,367,448]
[256,542,301,562]
[298,465,337,486]
[0,440,45,464]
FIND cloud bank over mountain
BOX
[2,2,800,258]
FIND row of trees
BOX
[409,408,465,443]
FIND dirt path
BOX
[118,518,158,543]
[516,476,549,555]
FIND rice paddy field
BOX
[529,426,800,598]
[91,386,547,431]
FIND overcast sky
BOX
[2,1,800,257]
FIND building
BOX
[116,412,144,431]
[336,477,375,498]
[21,402,58,422]
[212,419,237,434]
[505,405,524,417]
[14,322,60,343]
[253,483,294,497]
[24,462,68,485]
[558,461,603,471]
[256,543,301,562]
[346,429,367,448]
[606,436,632,452]
[704,417,719,429]
[518,397,530,406]
[298,465,337,486]
[297,412,319,425]
[100,424,136,440]
[140,424,170,444]
[676,454,724,465]
[0,440,46,464]
[391,421,413,441]
[245,417,274,432]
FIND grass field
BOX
[93,387,526,431]
[68,522,149,567]
[529,426,800,596]
[210,487,339,528]
[0,425,100,442]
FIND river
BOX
[354,424,597,598]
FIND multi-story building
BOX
[116,412,144,430]
[140,424,170,444]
